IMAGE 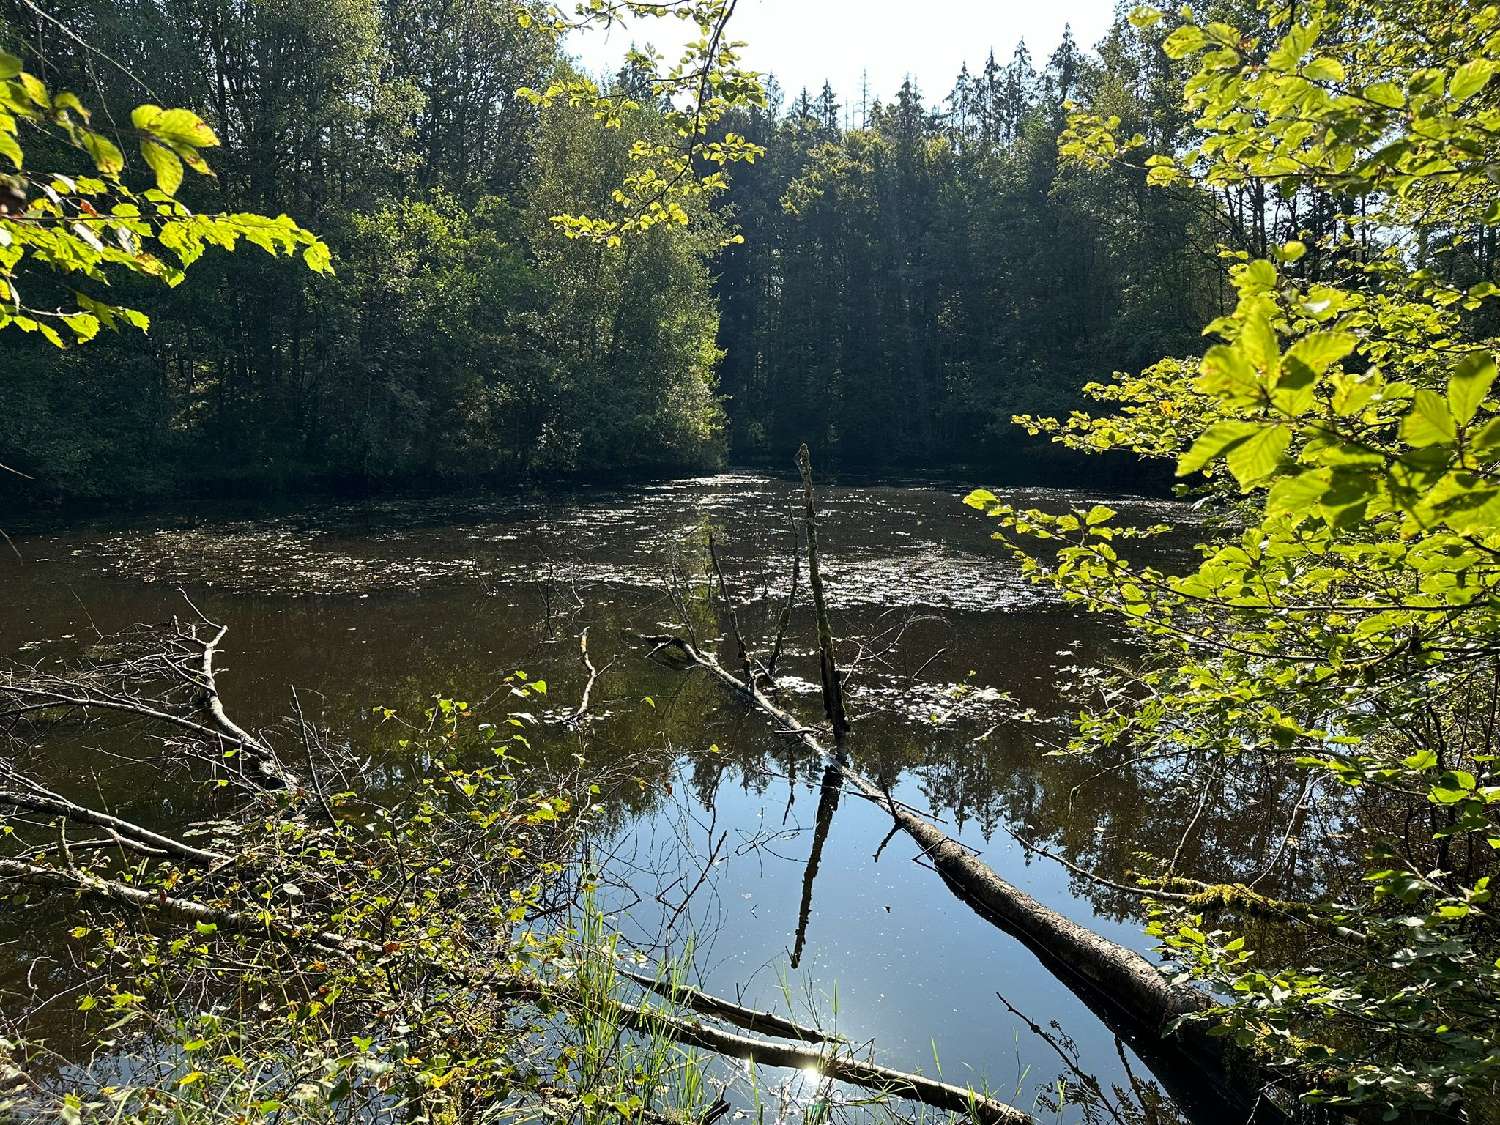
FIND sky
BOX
[569,0,1120,122]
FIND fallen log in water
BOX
[606,992,1033,1124]
[0,856,1035,1124]
[631,631,1292,1123]
[634,447,1298,1122]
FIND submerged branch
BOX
[617,966,844,1045]
[6,841,1031,1124]
[0,781,226,867]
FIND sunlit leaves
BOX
[1225,423,1292,487]
[1178,420,1264,477]
[1402,389,1457,446]
[1032,0,1500,1112]
[516,0,764,246]
[1450,59,1498,103]
[1284,332,1355,378]
[139,141,184,195]
[1,56,331,347]
[1448,352,1498,426]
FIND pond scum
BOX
[0,462,1304,1125]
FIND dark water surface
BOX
[0,472,1288,1121]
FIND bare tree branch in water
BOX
[631,449,1301,1125]
[0,606,295,789]
[0,763,225,866]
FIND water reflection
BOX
[791,762,844,969]
[0,472,1310,1122]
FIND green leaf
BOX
[81,131,124,177]
[1266,470,1328,520]
[1226,424,1292,488]
[1402,389,1458,446]
[130,103,164,132]
[1198,344,1260,400]
[1239,310,1280,380]
[1178,420,1262,476]
[151,107,218,148]
[140,139,183,195]
[1450,59,1497,103]
[303,240,333,274]
[1447,351,1496,426]
[1285,331,1356,376]
[1162,25,1207,59]
[1273,358,1318,416]
[1431,770,1477,804]
[0,52,20,79]
[1364,81,1405,108]
[1303,57,1345,82]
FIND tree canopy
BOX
[969,0,1500,1114]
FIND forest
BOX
[0,1,1221,501]
[2,1,1499,1124]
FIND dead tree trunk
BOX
[797,444,850,747]
[636,631,1292,1121]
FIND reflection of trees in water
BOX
[324,559,1350,961]
[790,763,843,968]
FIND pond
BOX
[1,471,1302,1122]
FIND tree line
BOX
[1,2,1243,502]
[0,0,727,501]
[10,3,1473,500]
[714,21,1223,470]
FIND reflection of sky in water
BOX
[599,762,1156,1115]
[1,473,1224,1122]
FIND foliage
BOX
[517,0,765,245]
[0,48,328,348]
[0,682,725,1124]
[713,21,1219,470]
[970,0,1500,1115]
[0,1,725,498]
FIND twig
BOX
[707,533,755,684]
[290,687,336,825]
[568,628,601,725]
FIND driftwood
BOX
[0,611,294,789]
[707,533,754,685]
[0,855,1033,1125]
[636,629,1304,1117]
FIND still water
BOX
[0,472,1294,1121]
